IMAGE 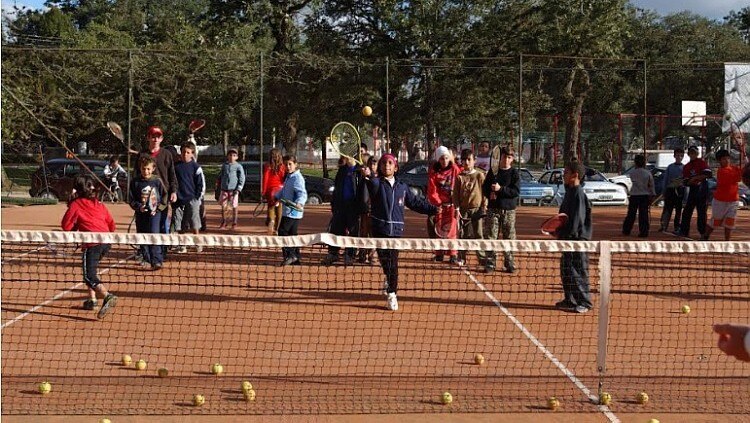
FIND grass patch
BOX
[2,196,58,206]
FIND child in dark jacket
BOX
[129,157,169,270]
[323,156,365,266]
[364,154,437,311]
[555,160,593,314]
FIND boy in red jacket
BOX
[61,174,118,319]
[427,146,461,263]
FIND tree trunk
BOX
[283,111,299,156]
[562,64,592,165]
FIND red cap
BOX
[147,126,163,137]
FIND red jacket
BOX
[61,197,116,247]
[427,162,461,206]
[262,163,287,198]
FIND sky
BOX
[2,0,748,21]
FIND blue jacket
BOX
[175,160,205,205]
[276,170,307,219]
[128,175,168,215]
[219,162,245,191]
[367,176,436,237]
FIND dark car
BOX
[395,160,554,205]
[239,161,334,205]
[29,159,128,201]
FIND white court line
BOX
[1,254,134,329]
[462,267,620,423]
[0,245,47,265]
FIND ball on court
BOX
[38,381,52,395]
[157,368,169,378]
[474,354,485,365]
[121,355,132,366]
[211,363,224,375]
[637,391,649,404]
[193,394,205,406]
[599,392,612,405]
[99,419,112,423]
[362,105,373,117]
[243,388,256,402]
[441,392,453,404]
[648,419,660,423]
[681,305,691,314]
[241,381,253,392]
[135,359,147,371]
[547,396,560,410]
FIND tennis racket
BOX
[189,119,206,133]
[330,121,362,165]
[107,121,124,141]
[252,200,267,218]
[730,121,747,163]
[280,198,303,212]
[490,145,502,175]
[434,204,458,239]
[541,213,568,237]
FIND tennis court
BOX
[1,204,749,422]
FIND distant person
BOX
[555,160,593,314]
[621,155,655,238]
[475,141,491,172]
[262,148,286,235]
[713,323,750,362]
[61,174,118,319]
[103,155,125,197]
[703,149,743,241]
[397,141,410,164]
[675,146,711,238]
[276,155,307,266]
[659,148,685,232]
[414,146,427,161]
[482,147,520,274]
[544,145,554,170]
[216,149,245,230]
[173,142,204,252]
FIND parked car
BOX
[607,173,632,194]
[238,161,334,205]
[395,160,554,206]
[539,167,629,206]
[29,158,128,201]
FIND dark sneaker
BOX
[434,255,444,262]
[504,264,517,274]
[152,263,163,270]
[484,265,495,274]
[282,256,298,266]
[700,233,710,241]
[83,299,97,310]
[555,300,576,311]
[97,294,117,319]
[448,256,458,265]
[574,305,591,314]
[343,255,354,266]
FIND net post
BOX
[596,241,612,391]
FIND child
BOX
[276,155,307,266]
[262,148,286,235]
[216,149,245,229]
[659,148,685,232]
[453,149,487,266]
[103,155,125,198]
[61,174,118,319]
[427,146,461,263]
[173,142,205,252]
[357,154,377,264]
[555,160,593,314]
[322,156,364,266]
[703,149,743,241]
[364,154,436,311]
[482,146,520,273]
[621,154,655,237]
[676,146,712,238]
[475,141,491,172]
[129,157,168,270]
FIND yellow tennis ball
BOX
[474,354,485,365]
[243,389,256,402]
[135,359,147,371]
[547,396,560,410]
[211,363,224,375]
[647,419,660,423]
[99,419,112,423]
[681,305,691,314]
[157,368,169,378]
[121,355,132,366]
[637,391,649,404]
[193,394,205,406]
[38,381,52,395]
[599,392,612,405]
[362,105,373,117]
[441,392,453,404]
[241,381,253,392]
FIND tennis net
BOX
[1,230,748,416]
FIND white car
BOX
[539,167,629,206]
[607,173,632,194]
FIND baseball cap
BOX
[147,126,163,137]
[687,145,699,153]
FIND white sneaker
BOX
[387,293,398,311]
[176,246,187,254]
[195,245,203,253]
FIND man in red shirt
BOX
[676,146,712,238]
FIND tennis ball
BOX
[157,368,169,378]
[241,381,253,392]
[599,392,612,405]
[211,363,224,375]
[135,359,147,371]
[547,396,560,410]
[474,354,485,365]
[647,420,660,423]
[38,381,52,395]
[441,392,453,404]
[193,394,205,406]
[681,305,691,314]
[243,389,256,402]
[121,355,132,366]
[362,106,373,117]
[99,419,112,423]
[637,391,649,404]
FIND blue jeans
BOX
[136,211,163,266]
[560,252,593,308]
